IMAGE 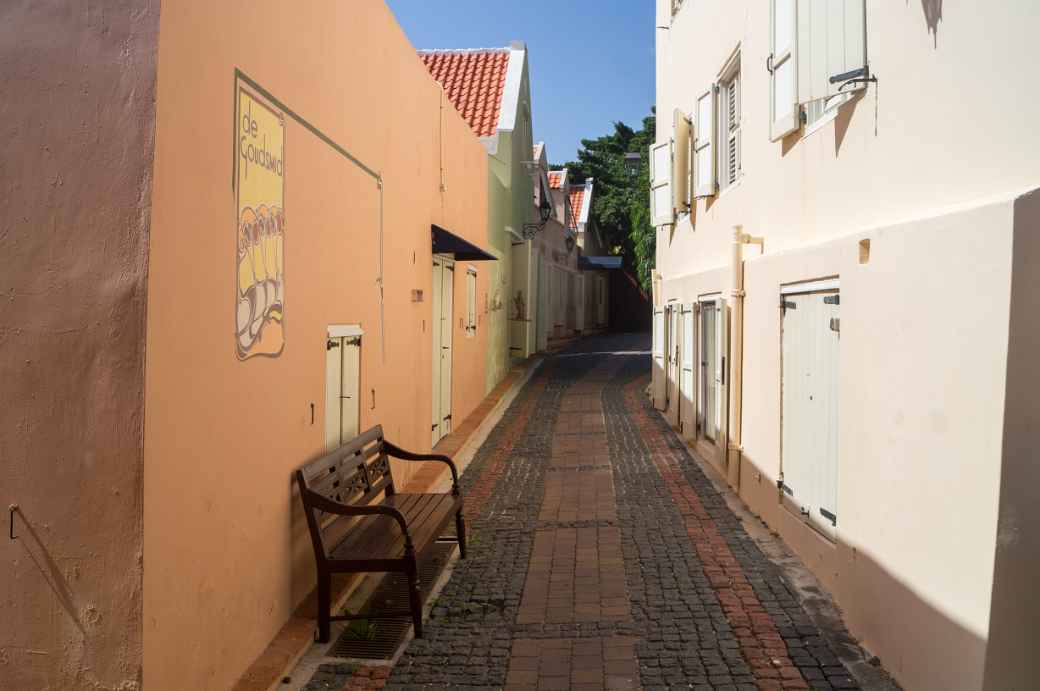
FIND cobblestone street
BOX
[319,336,891,691]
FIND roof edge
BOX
[496,43,527,134]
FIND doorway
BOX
[432,255,454,445]
[679,304,696,437]
[698,298,720,442]
[666,304,681,426]
[780,280,840,537]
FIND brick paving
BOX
[312,339,875,691]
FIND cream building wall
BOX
[655,2,1040,690]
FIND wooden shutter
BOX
[652,309,667,410]
[722,77,741,187]
[780,285,840,537]
[465,268,477,333]
[650,141,673,226]
[325,336,344,451]
[717,297,730,466]
[680,305,696,439]
[340,337,360,442]
[799,0,867,105]
[672,109,691,212]
[693,87,716,198]
[770,0,799,141]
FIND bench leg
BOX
[317,571,331,644]
[406,554,423,638]
[455,509,467,559]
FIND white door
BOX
[667,305,681,426]
[652,308,666,410]
[325,332,361,451]
[699,300,719,441]
[680,305,696,438]
[432,256,455,445]
[781,286,840,536]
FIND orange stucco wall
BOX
[143,2,490,689]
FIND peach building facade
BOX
[652,2,1040,690]
[2,2,494,690]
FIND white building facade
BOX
[652,2,1040,690]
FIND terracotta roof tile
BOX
[568,186,586,230]
[419,49,510,138]
[548,171,564,189]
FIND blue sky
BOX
[386,0,655,164]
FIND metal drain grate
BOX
[328,542,455,660]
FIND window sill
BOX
[716,174,744,199]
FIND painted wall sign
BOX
[235,86,286,359]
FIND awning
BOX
[431,225,498,261]
[579,255,623,270]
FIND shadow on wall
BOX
[736,453,986,691]
[983,188,1040,691]
[917,0,943,47]
[10,507,85,635]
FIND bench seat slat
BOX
[327,493,459,563]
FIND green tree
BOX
[558,110,656,290]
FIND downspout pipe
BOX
[728,225,764,491]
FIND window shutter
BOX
[693,87,716,198]
[829,0,867,98]
[724,78,740,186]
[672,109,691,212]
[769,0,799,141]
[650,141,674,226]
[466,269,476,332]
[799,0,867,105]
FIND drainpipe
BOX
[728,225,763,492]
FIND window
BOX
[768,0,868,142]
[718,55,741,192]
[465,267,477,336]
[804,92,854,134]
[649,140,673,226]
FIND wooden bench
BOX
[295,425,466,642]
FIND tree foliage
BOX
[557,110,656,290]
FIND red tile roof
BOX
[568,186,586,230]
[419,49,510,138]
[548,171,564,189]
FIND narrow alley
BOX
[299,335,895,691]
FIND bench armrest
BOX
[383,441,460,494]
[301,489,414,549]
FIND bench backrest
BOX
[296,426,395,554]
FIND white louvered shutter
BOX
[693,88,716,198]
[770,0,799,141]
[799,0,867,104]
[650,141,673,226]
[723,77,741,187]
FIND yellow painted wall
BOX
[143,2,490,689]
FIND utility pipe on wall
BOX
[728,225,764,491]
